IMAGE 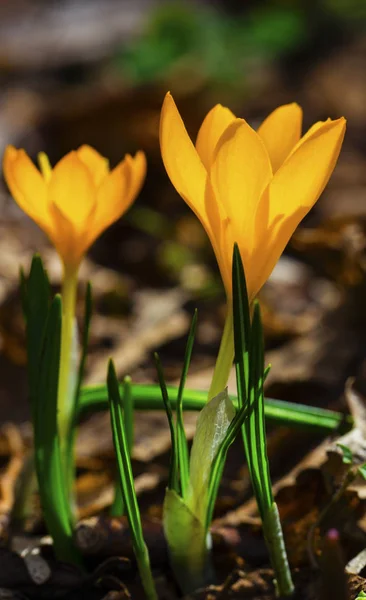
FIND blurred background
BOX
[0,0,366,425]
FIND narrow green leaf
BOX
[34,295,81,565]
[232,243,255,497]
[250,301,273,515]
[78,383,354,434]
[187,389,235,523]
[206,402,248,529]
[108,361,141,540]
[263,503,294,596]
[107,360,157,600]
[123,375,134,452]
[176,309,197,498]
[232,243,251,402]
[264,364,271,381]
[232,246,293,596]
[24,255,50,420]
[110,375,134,517]
[154,353,179,493]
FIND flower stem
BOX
[58,264,79,487]
[208,307,234,400]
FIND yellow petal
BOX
[83,151,146,250]
[195,104,236,170]
[210,118,272,247]
[123,151,147,211]
[76,145,109,186]
[285,119,331,162]
[48,151,96,229]
[257,103,302,173]
[48,200,85,267]
[267,117,346,225]
[248,205,307,300]
[3,146,51,231]
[245,116,346,299]
[160,92,209,229]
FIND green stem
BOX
[58,264,79,490]
[208,308,234,400]
[79,384,353,435]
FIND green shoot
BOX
[34,295,81,565]
[21,255,80,564]
[175,309,197,497]
[22,255,50,423]
[107,360,157,600]
[154,353,179,493]
[232,244,293,596]
[205,399,248,530]
[163,388,238,594]
[110,375,134,517]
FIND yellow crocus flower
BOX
[3,144,146,462]
[160,92,346,302]
[3,144,146,268]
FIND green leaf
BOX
[232,243,256,494]
[337,443,354,465]
[110,375,134,517]
[263,502,294,596]
[108,361,142,540]
[232,243,251,402]
[187,388,235,522]
[163,488,209,594]
[107,360,157,600]
[78,383,354,434]
[154,352,179,493]
[248,301,273,515]
[232,246,293,596]
[176,309,197,498]
[206,400,248,529]
[23,255,50,420]
[34,295,81,565]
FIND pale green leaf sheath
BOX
[163,389,236,594]
[187,389,235,521]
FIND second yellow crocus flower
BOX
[3,144,146,269]
[160,93,346,396]
[3,144,146,468]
